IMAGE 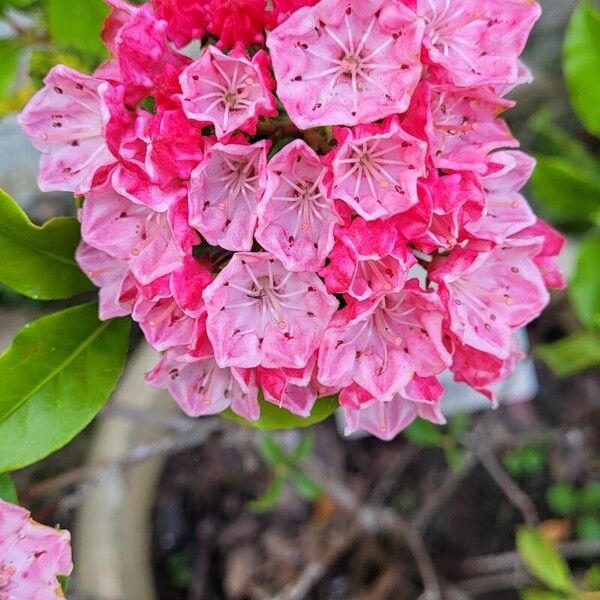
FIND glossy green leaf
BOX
[223,394,338,431]
[404,419,444,447]
[0,303,130,472]
[290,434,315,464]
[259,434,287,468]
[289,472,322,502]
[516,527,575,594]
[546,483,579,516]
[47,0,109,59]
[570,232,600,329]
[0,189,93,300]
[520,590,566,600]
[564,0,600,137]
[0,473,18,504]
[249,477,284,513]
[0,39,21,100]
[530,157,600,224]
[536,331,600,377]
[577,516,600,541]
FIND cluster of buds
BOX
[19,0,564,440]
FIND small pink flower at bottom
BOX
[0,499,72,600]
[189,139,269,251]
[203,252,338,369]
[147,350,260,420]
[179,47,276,139]
[266,0,424,128]
[256,140,338,272]
[18,65,128,195]
[328,117,427,221]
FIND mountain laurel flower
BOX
[20,0,556,439]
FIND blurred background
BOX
[1,0,600,598]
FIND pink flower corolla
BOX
[18,65,129,195]
[153,0,208,48]
[189,138,269,251]
[203,252,338,369]
[133,256,212,351]
[114,107,204,212]
[76,243,138,320]
[256,140,338,272]
[465,151,536,243]
[147,350,260,420]
[401,83,517,173]
[340,379,445,440]
[328,117,427,221]
[266,0,424,128]
[80,186,197,285]
[0,499,72,600]
[207,0,268,49]
[179,47,276,139]
[414,0,541,87]
[268,0,319,27]
[318,281,451,402]
[319,217,415,300]
[430,244,550,360]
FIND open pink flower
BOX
[18,65,129,194]
[256,140,338,272]
[203,252,338,369]
[269,0,319,27]
[430,244,549,359]
[328,117,427,220]
[147,350,260,420]
[153,0,208,48]
[76,243,138,320]
[319,217,415,300]
[318,281,451,402]
[415,0,541,87]
[0,499,72,600]
[179,47,276,139]
[190,138,269,251]
[267,0,424,128]
[401,83,517,173]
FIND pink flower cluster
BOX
[0,499,72,600]
[19,0,564,440]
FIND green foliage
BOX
[521,591,565,600]
[503,445,546,477]
[404,419,444,447]
[165,554,194,589]
[516,527,577,597]
[580,483,600,513]
[223,394,338,431]
[546,483,580,516]
[584,564,600,591]
[564,0,600,138]
[0,38,22,100]
[546,482,600,542]
[570,232,600,329]
[0,189,94,300]
[0,303,130,472]
[46,0,109,61]
[577,515,600,541]
[0,472,18,504]
[536,331,600,377]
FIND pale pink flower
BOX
[179,47,276,139]
[319,217,415,300]
[401,83,517,173]
[266,0,424,128]
[318,281,452,402]
[147,350,260,420]
[0,499,72,600]
[203,252,338,369]
[76,243,138,320]
[430,244,550,360]
[328,117,427,220]
[190,138,269,251]
[256,140,339,272]
[269,0,319,27]
[18,65,129,195]
[415,0,541,87]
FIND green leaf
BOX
[0,189,94,300]
[564,0,600,137]
[530,157,600,225]
[444,447,467,472]
[520,590,566,600]
[223,394,338,431]
[0,303,130,472]
[580,483,600,513]
[58,575,70,595]
[0,473,18,504]
[47,0,109,59]
[503,445,546,477]
[584,564,600,591]
[536,331,600,377]
[448,413,471,439]
[289,471,322,502]
[570,232,600,329]
[516,527,576,594]
[546,483,580,516]
[404,419,444,447]
[259,434,287,468]
[577,516,600,541]
[249,477,284,513]
[289,434,314,464]
[0,39,21,100]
